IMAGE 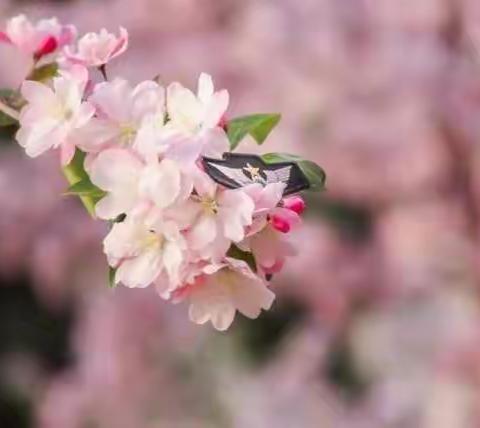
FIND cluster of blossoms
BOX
[0,15,324,330]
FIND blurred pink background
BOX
[2,0,480,427]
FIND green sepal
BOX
[108,266,117,288]
[227,244,257,273]
[27,63,59,82]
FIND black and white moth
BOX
[202,153,310,196]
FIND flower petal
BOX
[140,158,181,209]
[188,214,217,250]
[95,193,137,220]
[203,89,229,129]
[89,148,142,192]
[116,248,163,288]
[232,275,275,319]
[197,73,214,104]
[162,241,184,287]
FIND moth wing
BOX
[210,163,253,186]
[264,165,292,184]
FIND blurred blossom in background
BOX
[2,0,480,427]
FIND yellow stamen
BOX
[119,123,137,144]
[201,197,219,215]
[142,231,163,249]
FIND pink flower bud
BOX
[282,195,306,215]
[271,214,291,233]
[34,36,58,60]
[1,15,76,58]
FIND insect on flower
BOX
[202,153,310,196]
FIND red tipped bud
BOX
[271,214,291,233]
[282,196,306,215]
[34,36,58,60]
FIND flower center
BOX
[173,111,202,135]
[216,269,236,291]
[142,230,163,249]
[200,197,219,215]
[119,123,137,145]
[51,103,74,121]
[63,108,74,121]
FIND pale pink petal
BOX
[74,119,120,152]
[188,300,211,325]
[73,101,95,128]
[232,276,275,319]
[167,82,203,129]
[189,215,217,250]
[90,79,132,122]
[140,159,181,209]
[162,241,184,287]
[197,73,214,104]
[95,193,137,220]
[131,80,164,122]
[58,24,77,46]
[210,303,236,331]
[103,221,144,259]
[18,121,62,157]
[188,280,236,331]
[199,127,230,158]
[116,249,163,288]
[206,235,231,262]
[21,80,56,105]
[109,26,129,59]
[89,148,142,192]
[163,199,201,230]
[192,168,217,199]
[203,89,229,129]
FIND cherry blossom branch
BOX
[0,14,327,330]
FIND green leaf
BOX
[28,63,59,82]
[227,113,281,150]
[262,152,327,191]
[62,150,103,217]
[108,266,117,288]
[227,245,257,273]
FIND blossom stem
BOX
[0,99,19,121]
